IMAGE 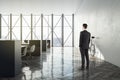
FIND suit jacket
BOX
[79,30,91,49]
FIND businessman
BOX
[79,23,91,70]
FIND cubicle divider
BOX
[0,40,21,77]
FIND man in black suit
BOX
[79,23,91,70]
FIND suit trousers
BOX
[80,48,89,67]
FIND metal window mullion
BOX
[34,16,36,39]
[0,14,1,38]
[41,14,43,40]
[41,14,43,53]
[62,14,64,47]
[51,14,54,47]
[72,14,74,47]
[47,16,49,40]
[10,14,12,40]
[20,14,22,43]
[31,14,33,40]
[8,15,9,39]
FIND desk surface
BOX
[21,43,29,45]
[21,45,27,48]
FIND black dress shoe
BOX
[86,66,89,69]
[80,67,84,70]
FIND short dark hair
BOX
[83,23,88,29]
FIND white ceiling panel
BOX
[0,0,83,14]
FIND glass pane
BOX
[53,27,62,47]
[12,16,20,40]
[33,16,41,40]
[1,27,10,39]
[64,16,72,27]
[1,15,10,39]
[22,16,31,41]
[64,27,72,47]
[53,16,62,27]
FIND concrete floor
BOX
[0,47,120,80]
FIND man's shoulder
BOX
[85,30,90,34]
[80,31,84,35]
[80,31,84,33]
[81,30,91,34]
[81,30,87,33]
[87,31,91,34]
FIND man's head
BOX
[82,23,88,30]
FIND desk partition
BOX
[0,40,21,77]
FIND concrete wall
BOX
[75,0,120,67]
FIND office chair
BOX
[27,45,35,59]
[22,47,27,57]
[22,47,28,66]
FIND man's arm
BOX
[79,32,83,47]
[89,33,91,44]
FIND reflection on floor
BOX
[0,47,120,80]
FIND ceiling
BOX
[0,0,84,14]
